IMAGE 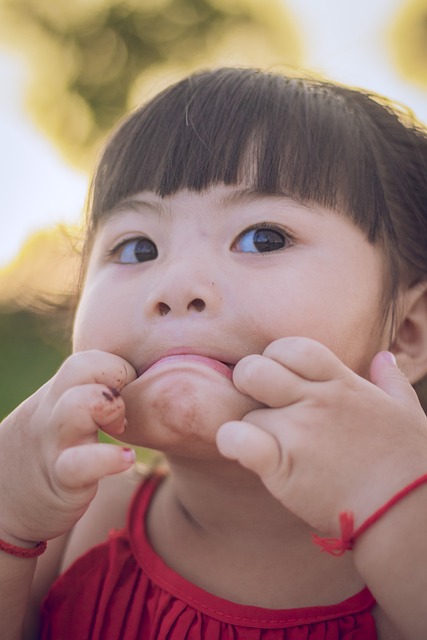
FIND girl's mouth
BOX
[140,354,234,380]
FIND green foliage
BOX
[0,309,69,419]
[0,0,300,169]
[0,307,158,462]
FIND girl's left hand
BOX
[216,337,427,536]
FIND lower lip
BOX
[143,354,233,379]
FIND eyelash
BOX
[107,236,158,264]
[232,222,294,254]
[107,222,294,263]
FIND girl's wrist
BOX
[0,533,47,558]
[312,472,427,556]
[0,526,42,550]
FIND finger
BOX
[216,421,285,478]
[370,351,419,403]
[233,354,305,407]
[49,350,137,401]
[54,444,136,489]
[263,337,345,382]
[51,384,127,447]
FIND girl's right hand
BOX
[0,350,137,547]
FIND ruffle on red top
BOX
[40,474,377,639]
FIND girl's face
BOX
[73,184,390,457]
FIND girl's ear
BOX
[391,282,427,384]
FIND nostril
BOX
[189,298,206,312]
[158,302,171,316]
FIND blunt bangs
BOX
[87,67,427,291]
[90,69,384,237]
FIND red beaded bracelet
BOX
[312,472,427,556]
[0,538,47,558]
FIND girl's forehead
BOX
[100,184,326,227]
[114,182,318,208]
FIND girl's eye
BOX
[233,226,291,253]
[111,237,158,263]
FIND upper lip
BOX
[136,347,239,377]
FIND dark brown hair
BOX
[86,67,427,300]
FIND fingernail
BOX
[122,447,135,464]
[382,351,397,366]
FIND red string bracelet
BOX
[0,538,47,558]
[312,472,427,557]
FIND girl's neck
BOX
[167,455,296,533]
[146,455,365,609]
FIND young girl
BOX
[1,67,427,640]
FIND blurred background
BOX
[0,0,426,421]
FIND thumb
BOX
[370,351,417,403]
[216,421,284,478]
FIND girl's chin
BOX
[119,371,260,455]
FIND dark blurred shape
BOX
[0,0,301,169]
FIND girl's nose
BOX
[157,298,206,316]
[144,259,220,318]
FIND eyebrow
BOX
[106,186,317,220]
[216,187,315,212]
[109,197,165,217]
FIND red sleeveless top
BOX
[40,474,377,639]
